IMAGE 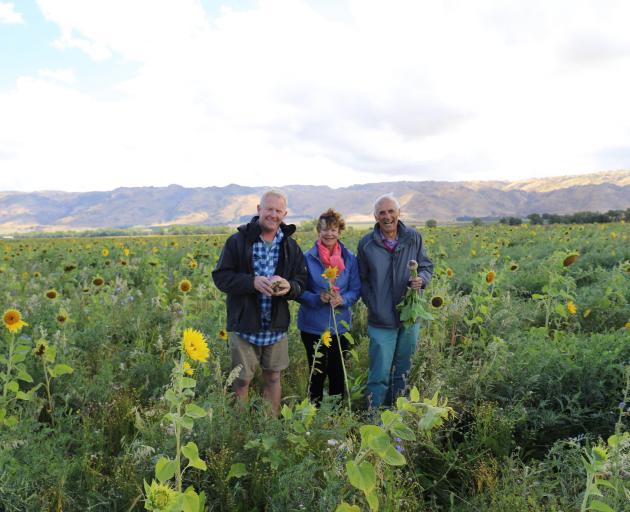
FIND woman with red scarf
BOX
[297,209,361,405]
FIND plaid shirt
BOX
[237,229,286,346]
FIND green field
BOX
[1,222,629,511]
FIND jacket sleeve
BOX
[297,289,323,309]
[285,241,308,300]
[416,235,434,288]
[341,254,361,308]
[357,239,371,308]
[212,236,256,295]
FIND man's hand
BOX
[270,276,291,296]
[254,276,274,296]
[409,276,423,290]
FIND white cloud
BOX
[38,68,76,84]
[2,0,630,191]
[0,2,23,23]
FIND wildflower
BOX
[321,266,339,281]
[485,271,496,284]
[183,361,194,376]
[567,302,577,315]
[93,276,104,286]
[446,268,454,278]
[431,296,444,308]
[562,253,579,267]
[321,330,332,348]
[182,328,210,362]
[218,329,228,341]
[46,289,58,299]
[179,279,192,293]
[3,309,28,333]
[101,248,109,257]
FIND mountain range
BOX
[1,170,629,233]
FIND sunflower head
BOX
[321,266,339,281]
[510,263,519,271]
[182,328,210,362]
[446,268,454,278]
[189,259,198,269]
[321,330,332,348]
[567,301,577,315]
[57,312,68,324]
[625,321,630,329]
[93,276,104,286]
[46,289,58,299]
[431,296,444,308]
[3,309,28,333]
[123,248,130,257]
[33,339,48,357]
[218,329,228,341]
[485,271,496,284]
[562,253,579,267]
[183,361,195,376]
[120,259,128,266]
[101,248,109,257]
[179,279,192,293]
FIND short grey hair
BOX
[260,189,288,209]
[373,193,400,214]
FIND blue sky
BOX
[1,0,630,192]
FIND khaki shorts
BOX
[229,333,289,381]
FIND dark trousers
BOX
[301,331,349,404]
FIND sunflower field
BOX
[1,222,629,511]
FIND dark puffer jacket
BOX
[212,217,307,333]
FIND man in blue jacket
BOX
[212,190,307,416]
[357,193,433,409]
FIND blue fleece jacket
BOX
[296,242,361,335]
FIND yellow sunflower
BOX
[567,302,577,315]
[46,289,58,299]
[3,309,28,333]
[93,276,104,286]
[321,330,332,348]
[182,328,210,362]
[321,266,339,281]
[485,271,496,284]
[183,361,195,376]
[218,329,228,341]
[188,259,198,269]
[625,322,630,329]
[57,312,68,324]
[510,263,519,271]
[179,279,192,293]
[102,248,109,257]
[446,268,454,278]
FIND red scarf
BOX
[317,239,345,277]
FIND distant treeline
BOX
[497,208,630,226]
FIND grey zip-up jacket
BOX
[357,221,433,329]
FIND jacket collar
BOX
[238,215,296,243]
[372,220,411,245]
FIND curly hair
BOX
[317,208,345,233]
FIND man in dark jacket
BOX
[212,190,307,416]
[357,193,433,409]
